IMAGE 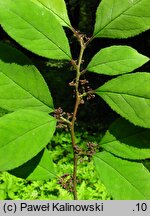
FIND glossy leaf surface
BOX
[101,118,150,160]
[0,110,56,171]
[94,151,150,199]
[0,0,71,59]
[94,0,150,38]
[96,72,150,128]
[0,42,53,113]
[9,149,56,180]
[32,0,71,27]
[87,46,149,75]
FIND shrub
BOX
[0,0,150,199]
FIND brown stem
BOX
[69,34,86,200]
[71,27,94,48]
[54,27,93,200]
[70,97,80,200]
[69,78,81,200]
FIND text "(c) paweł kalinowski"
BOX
[20,202,104,212]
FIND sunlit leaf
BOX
[0,110,56,171]
[87,46,149,75]
[96,72,150,128]
[0,0,71,60]
[0,42,53,112]
[32,0,71,27]
[94,151,150,199]
[9,149,56,180]
[94,0,150,38]
[101,118,150,160]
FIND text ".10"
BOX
[136,203,147,212]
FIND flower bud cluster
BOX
[79,79,95,104]
[86,142,98,157]
[57,174,75,193]
[53,107,73,129]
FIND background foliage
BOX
[0,130,110,200]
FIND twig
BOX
[69,33,86,200]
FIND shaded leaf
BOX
[101,118,150,160]
[0,42,53,113]
[32,0,71,27]
[0,108,8,118]
[9,149,56,180]
[0,0,71,60]
[143,160,150,172]
[0,110,56,171]
[87,46,149,75]
[94,151,150,199]
[96,72,150,128]
[94,0,150,38]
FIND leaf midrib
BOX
[39,163,56,177]
[0,118,54,149]
[98,90,150,100]
[3,6,71,59]
[0,71,52,111]
[94,0,142,37]
[88,57,142,70]
[95,154,146,198]
[37,0,70,28]
[101,128,147,146]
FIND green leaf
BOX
[0,42,53,113]
[87,46,149,76]
[101,118,150,160]
[143,160,150,172]
[96,72,150,128]
[94,0,150,39]
[32,0,71,27]
[0,0,71,60]
[0,110,56,171]
[9,149,56,180]
[94,151,150,199]
[0,108,8,118]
